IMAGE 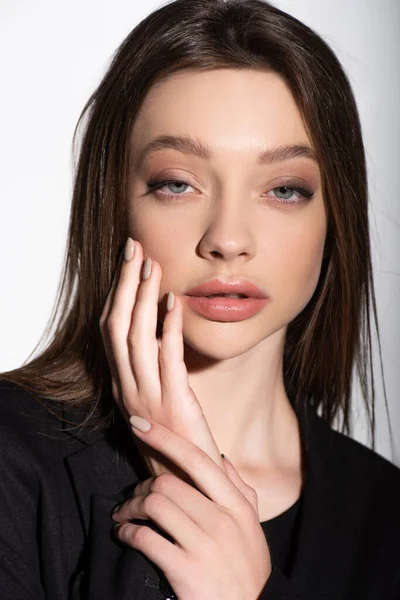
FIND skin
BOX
[113,418,272,599]
[101,68,328,595]
[100,235,274,595]
[125,68,327,517]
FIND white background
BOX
[0,0,399,465]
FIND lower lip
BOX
[184,295,269,322]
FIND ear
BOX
[221,455,258,517]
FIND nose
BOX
[197,195,255,262]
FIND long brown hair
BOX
[0,0,392,452]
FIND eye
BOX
[266,185,314,204]
[146,179,315,204]
[146,179,195,201]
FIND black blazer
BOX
[0,379,399,600]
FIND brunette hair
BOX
[0,0,392,451]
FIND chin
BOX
[181,319,283,363]
[184,339,250,362]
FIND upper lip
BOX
[185,278,268,299]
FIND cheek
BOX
[128,194,190,241]
[128,209,189,294]
[273,225,326,309]
[283,239,324,311]
[129,203,171,253]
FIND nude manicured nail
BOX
[124,237,135,261]
[111,503,121,516]
[142,257,152,280]
[130,415,151,432]
[167,291,175,312]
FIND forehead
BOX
[131,68,312,162]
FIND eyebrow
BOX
[134,134,318,170]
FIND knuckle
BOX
[214,512,234,536]
[131,524,151,546]
[143,492,165,514]
[127,334,140,353]
[241,497,258,521]
[199,532,218,558]
[152,473,175,493]
[106,314,121,335]
[190,452,207,474]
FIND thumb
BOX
[221,454,259,517]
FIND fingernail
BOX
[166,291,175,312]
[124,237,135,262]
[130,415,151,432]
[111,503,121,516]
[142,257,152,280]
[112,522,123,537]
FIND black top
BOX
[0,379,400,600]
[261,496,302,573]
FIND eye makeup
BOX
[145,176,315,206]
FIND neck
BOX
[184,329,302,473]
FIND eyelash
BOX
[146,179,315,205]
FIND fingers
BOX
[113,473,221,546]
[158,289,223,465]
[99,238,222,474]
[99,239,209,430]
[99,247,124,327]
[106,240,143,403]
[130,419,254,518]
[128,255,163,401]
[159,294,201,421]
[113,486,201,550]
[116,520,182,575]
[99,238,165,419]
[222,457,259,517]
[100,239,143,416]
[99,249,126,403]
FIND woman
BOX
[0,0,399,598]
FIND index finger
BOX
[129,416,247,513]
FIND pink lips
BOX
[184,295,269,322]
[185,278,268,299]
[184,278,269,322]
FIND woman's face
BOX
[128,68,327,360]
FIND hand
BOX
[99,238,224,483]
[112,418,272,600]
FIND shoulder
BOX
[322,414,400,520]
[328,417,400,487]
[0,379,98,469]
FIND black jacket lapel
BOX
[64,413,167,599]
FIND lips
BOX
[185,278,268,299]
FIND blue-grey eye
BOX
[274,186,295,200]
[165,181,190,193]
